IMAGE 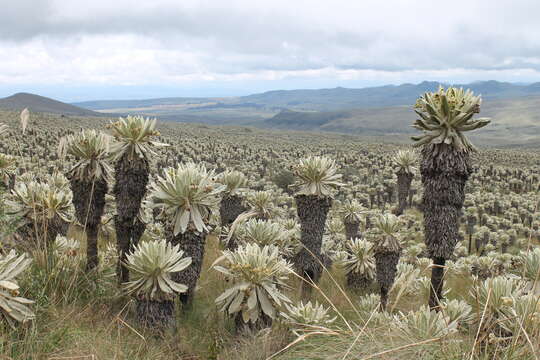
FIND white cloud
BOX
[1,0,540,99]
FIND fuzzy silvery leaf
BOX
[0,153,16,182]
[291,156,343,197]
[339,238,376,279]
[412,86,490,153]
[281,301,337,334]
[58,129,113,182]
[235,219,298,257]
[216,170,248,195]
[0,250,35,328]
[519,247,540,284]
[394,305,457,342]
[369,212,403,253]
[149,162,225,235]
[224,190,282,243]
[393,149,417,174]
[5,178,74,226]
[0,123,8,136]
[214,243,292,324]
[440,299,473,325]
[470,276,526,316]
[499,295,540,335]
[20,108,29,135]
[339,199,366,224]
[124,240,192,301]
[107,115,169,163]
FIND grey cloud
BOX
[1,0,55,40]
[1,0,540,75]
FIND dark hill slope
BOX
[265,109,351,130]
[0,93,103,116]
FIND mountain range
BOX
[1,81,539,147]
[72,80,540,111]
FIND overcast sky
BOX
[1,0,540,101]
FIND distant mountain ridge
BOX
[3,81,539,147]
[243,80,540,110]
[263,95,540,148]
[72,97,225,111]
[66,80,540,147]
[73,80,540,112]
[0,93,104,117]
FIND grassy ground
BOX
[1,231,294,359]
[1,215,538,360]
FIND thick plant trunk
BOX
[44,215,66,246]
[420,143,470,259]
[396,170,413,216]
[114,155,149,283]
[408,188,416,208]
[420,143,471,308]
[22,216,61,248]
[474,236,482,253]
[70,178,108,229]
[57,218,70,237]
[169,230,207,307]
[292,195,332,296]
[69,177,108,271]
[374,250,400,311]
[509,234,516,247]
[346,271,373,291]
[131,217,146,248]
[321,252,333,270]
[466,218,475,255]
[234,312,272,334]
[424,206,461,257]
[380,286,389,312]
[369,194,375,209]
[220,194,246,251]
[115,216,131,282]
[428,257,446,310]
[12,223,40,251]
[86,223,99,270]
[344,221,360,240]
[136,299,175,330]
[114,155,149,222]
[226,234,239,251]
[7,174,16,191]
[116,216,147,283]
[220,194,246,227]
